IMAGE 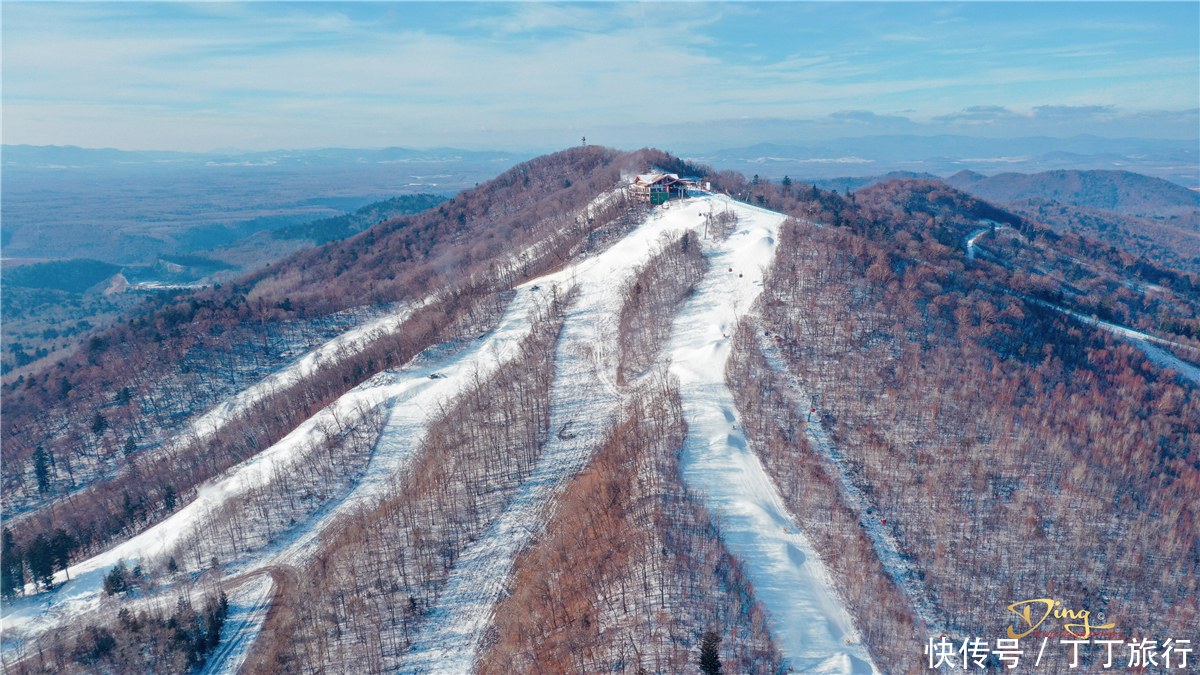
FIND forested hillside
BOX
[3,148,1197,675]
[944,168,1199,218]
[1,146,657,556]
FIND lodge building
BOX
[632,173,695,205]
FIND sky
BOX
[2,2,1197,153]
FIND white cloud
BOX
[2,3,1195,151]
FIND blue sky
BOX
[3,2,1197,152]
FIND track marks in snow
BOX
[1,292,538,651]
[666,197,877,674]
[197,574,274,675]
[396,200,709,674]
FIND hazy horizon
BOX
[3,2,1197,154]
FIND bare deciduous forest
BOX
[744,215,1198,669]
[3,145,1197,675]
[478,376,784,675]
[1,146,665,571]
[617,230,708,384]
[243,291,568,674]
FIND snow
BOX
[1,289,537,648]
[5,195,881,674]
[665,196,878,674]
[197,575,274,675]
[756,334,944,635]
[396,197,713,674]
[967,227,1200,386]
[183,302,419,443]
[1024,297,1200,386]
[965,226,991,261]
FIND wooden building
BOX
[632,173,692,205]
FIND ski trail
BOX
[1022,297,1200,386]
[263,290,539,570]
[196,575,274,675]
[1,303,416,533]
[755,332,944,635]
[668,196,878,675]
[395,291,615,674]
[0,290,539,651]
[968,231,1200,386]
[178,292,546,675]
[185,302,418,443]
[965,226,991,261]
[396,197,714,674]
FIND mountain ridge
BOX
[3,148,1197,675]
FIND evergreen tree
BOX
[123,436,137,457]
[1,528,24,599]
[32,446,51,493]
[700,630,722,675]
[50,528,78,581]
[25,533,55,590]
[104,561,127,596]
[91,412,108,435]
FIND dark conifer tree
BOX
[25,533,55,590]
[32,446,51,493]
[1,528,24,598]
[50,528,78,580]
[700,630,722,675]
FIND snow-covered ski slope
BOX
[5,194,879,674]
[666,196,878,674]
[756,334,944,637]
[1,285,541,649]
[400,194,875,674]
[184,303,419,442]
[396,201,666,672]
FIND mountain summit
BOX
[3,148,1197,675]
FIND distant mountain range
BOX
[688,135,1198,187]
[942,168,1199,218]
[1,144,529,168]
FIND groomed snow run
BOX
[196,574,274,675]
[970,230,1200,387]
[1024,297,1200,386]
[397,196,708,674]
[1,287,542,651]
[183,302,419,442]
[6,194,882,675]
[756,334,944,636]
[668,195,878,674]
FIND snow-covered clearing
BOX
[396,198,706,674]
[1021,297,1200,386]
[665,196,877,674]
[196,574,274,675]
[1,288,538,652]
[967,227,1200,386]
[965,226,992,261]
[7,195,881,674]
[183,302,419,443]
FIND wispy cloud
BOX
[2,2,1195,151]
